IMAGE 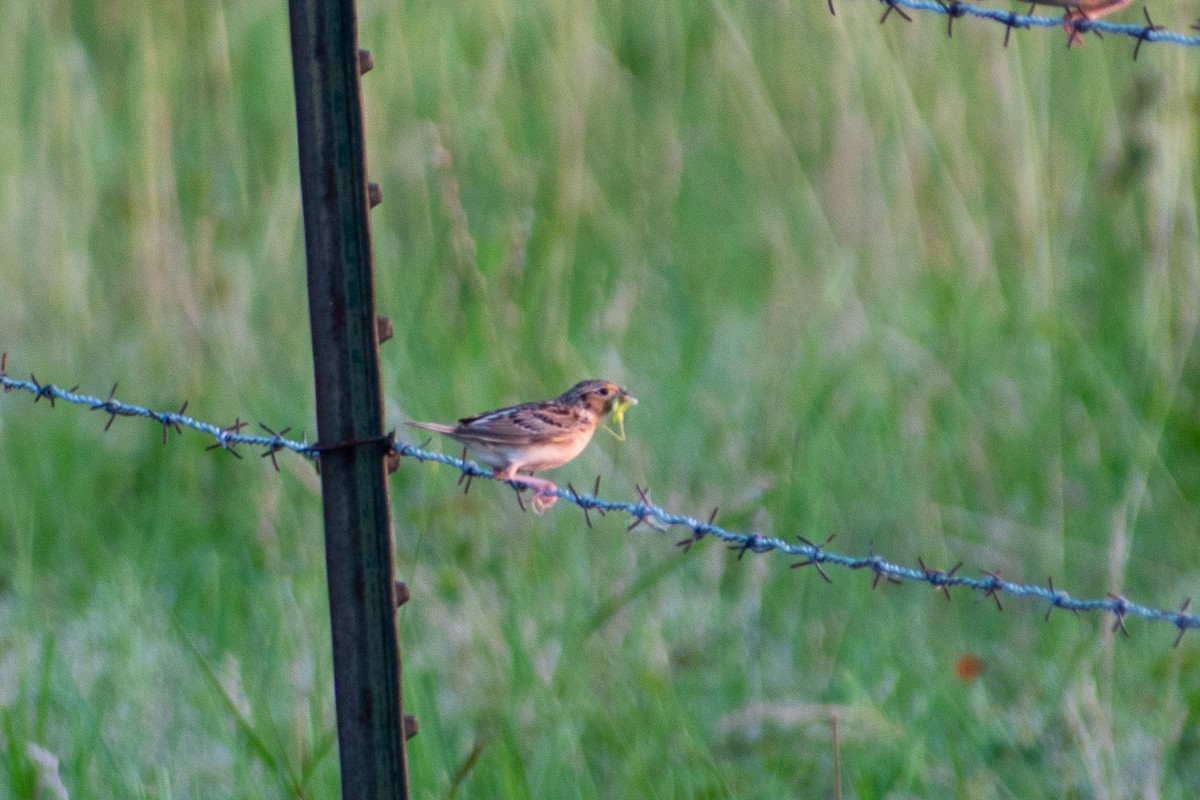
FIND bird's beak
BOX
[604,389,637,441]
[612,390,636,414]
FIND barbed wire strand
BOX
[857,0,1200,51]
[3,360,1198,644]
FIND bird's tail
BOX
[405,420,457,435]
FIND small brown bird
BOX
[406,380,636,512]
[1024,0,1134,46]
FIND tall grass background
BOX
[2,0,1199,796]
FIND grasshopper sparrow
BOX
[406,380,636,512]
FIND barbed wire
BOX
[3,356,1198,644]
[847,0,1200,54]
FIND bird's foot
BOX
[530,491,558,514]
[1063,9,1089,46]
[496,472,560,514]
[1062,0,1134,47]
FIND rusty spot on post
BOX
[376,315,394,343]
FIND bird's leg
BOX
[1062,0,1133,47]
[493,467,559,513]
[1063,6,1091,46]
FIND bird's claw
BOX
[500,472,560,514]
[1063,9,1089,46]
[530,492,558,514]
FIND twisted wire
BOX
[864,0,1200,49]
[3,365,1198,642]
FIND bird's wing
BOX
[456,402,585,445]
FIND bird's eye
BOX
[598,386,611,396]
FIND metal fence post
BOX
[287,0,410,797]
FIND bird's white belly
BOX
[467,431,594,474]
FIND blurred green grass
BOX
[3,0,1200,796]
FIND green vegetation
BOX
[2,0,1200,796]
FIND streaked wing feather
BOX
[405,420,457,435]
[456,402,587,445]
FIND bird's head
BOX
[558,379,636,417]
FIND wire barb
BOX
[880,0,914,25]
[457,447,474,494]
[728,534,773,560]
[567,483,592,528]
[29,374,59,407]
[919,557,963,601]
[1001,5,1033,47]
[790,534,836,583]
[1108,593,1131,637]
[204,415,244,457]
[1173,598,1193,648]
[593,476,606,516]
[677,506,719,553]
[869,557,900,589]
[936,0,967,37]
[626,484,655,532]
[854,544,903,589]
[258,423,293,471]
[1132,7,1162,60]
[91,383,124,431]
[979,571,1004,611]
[159,401,189,444]
[567,477,607,528]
